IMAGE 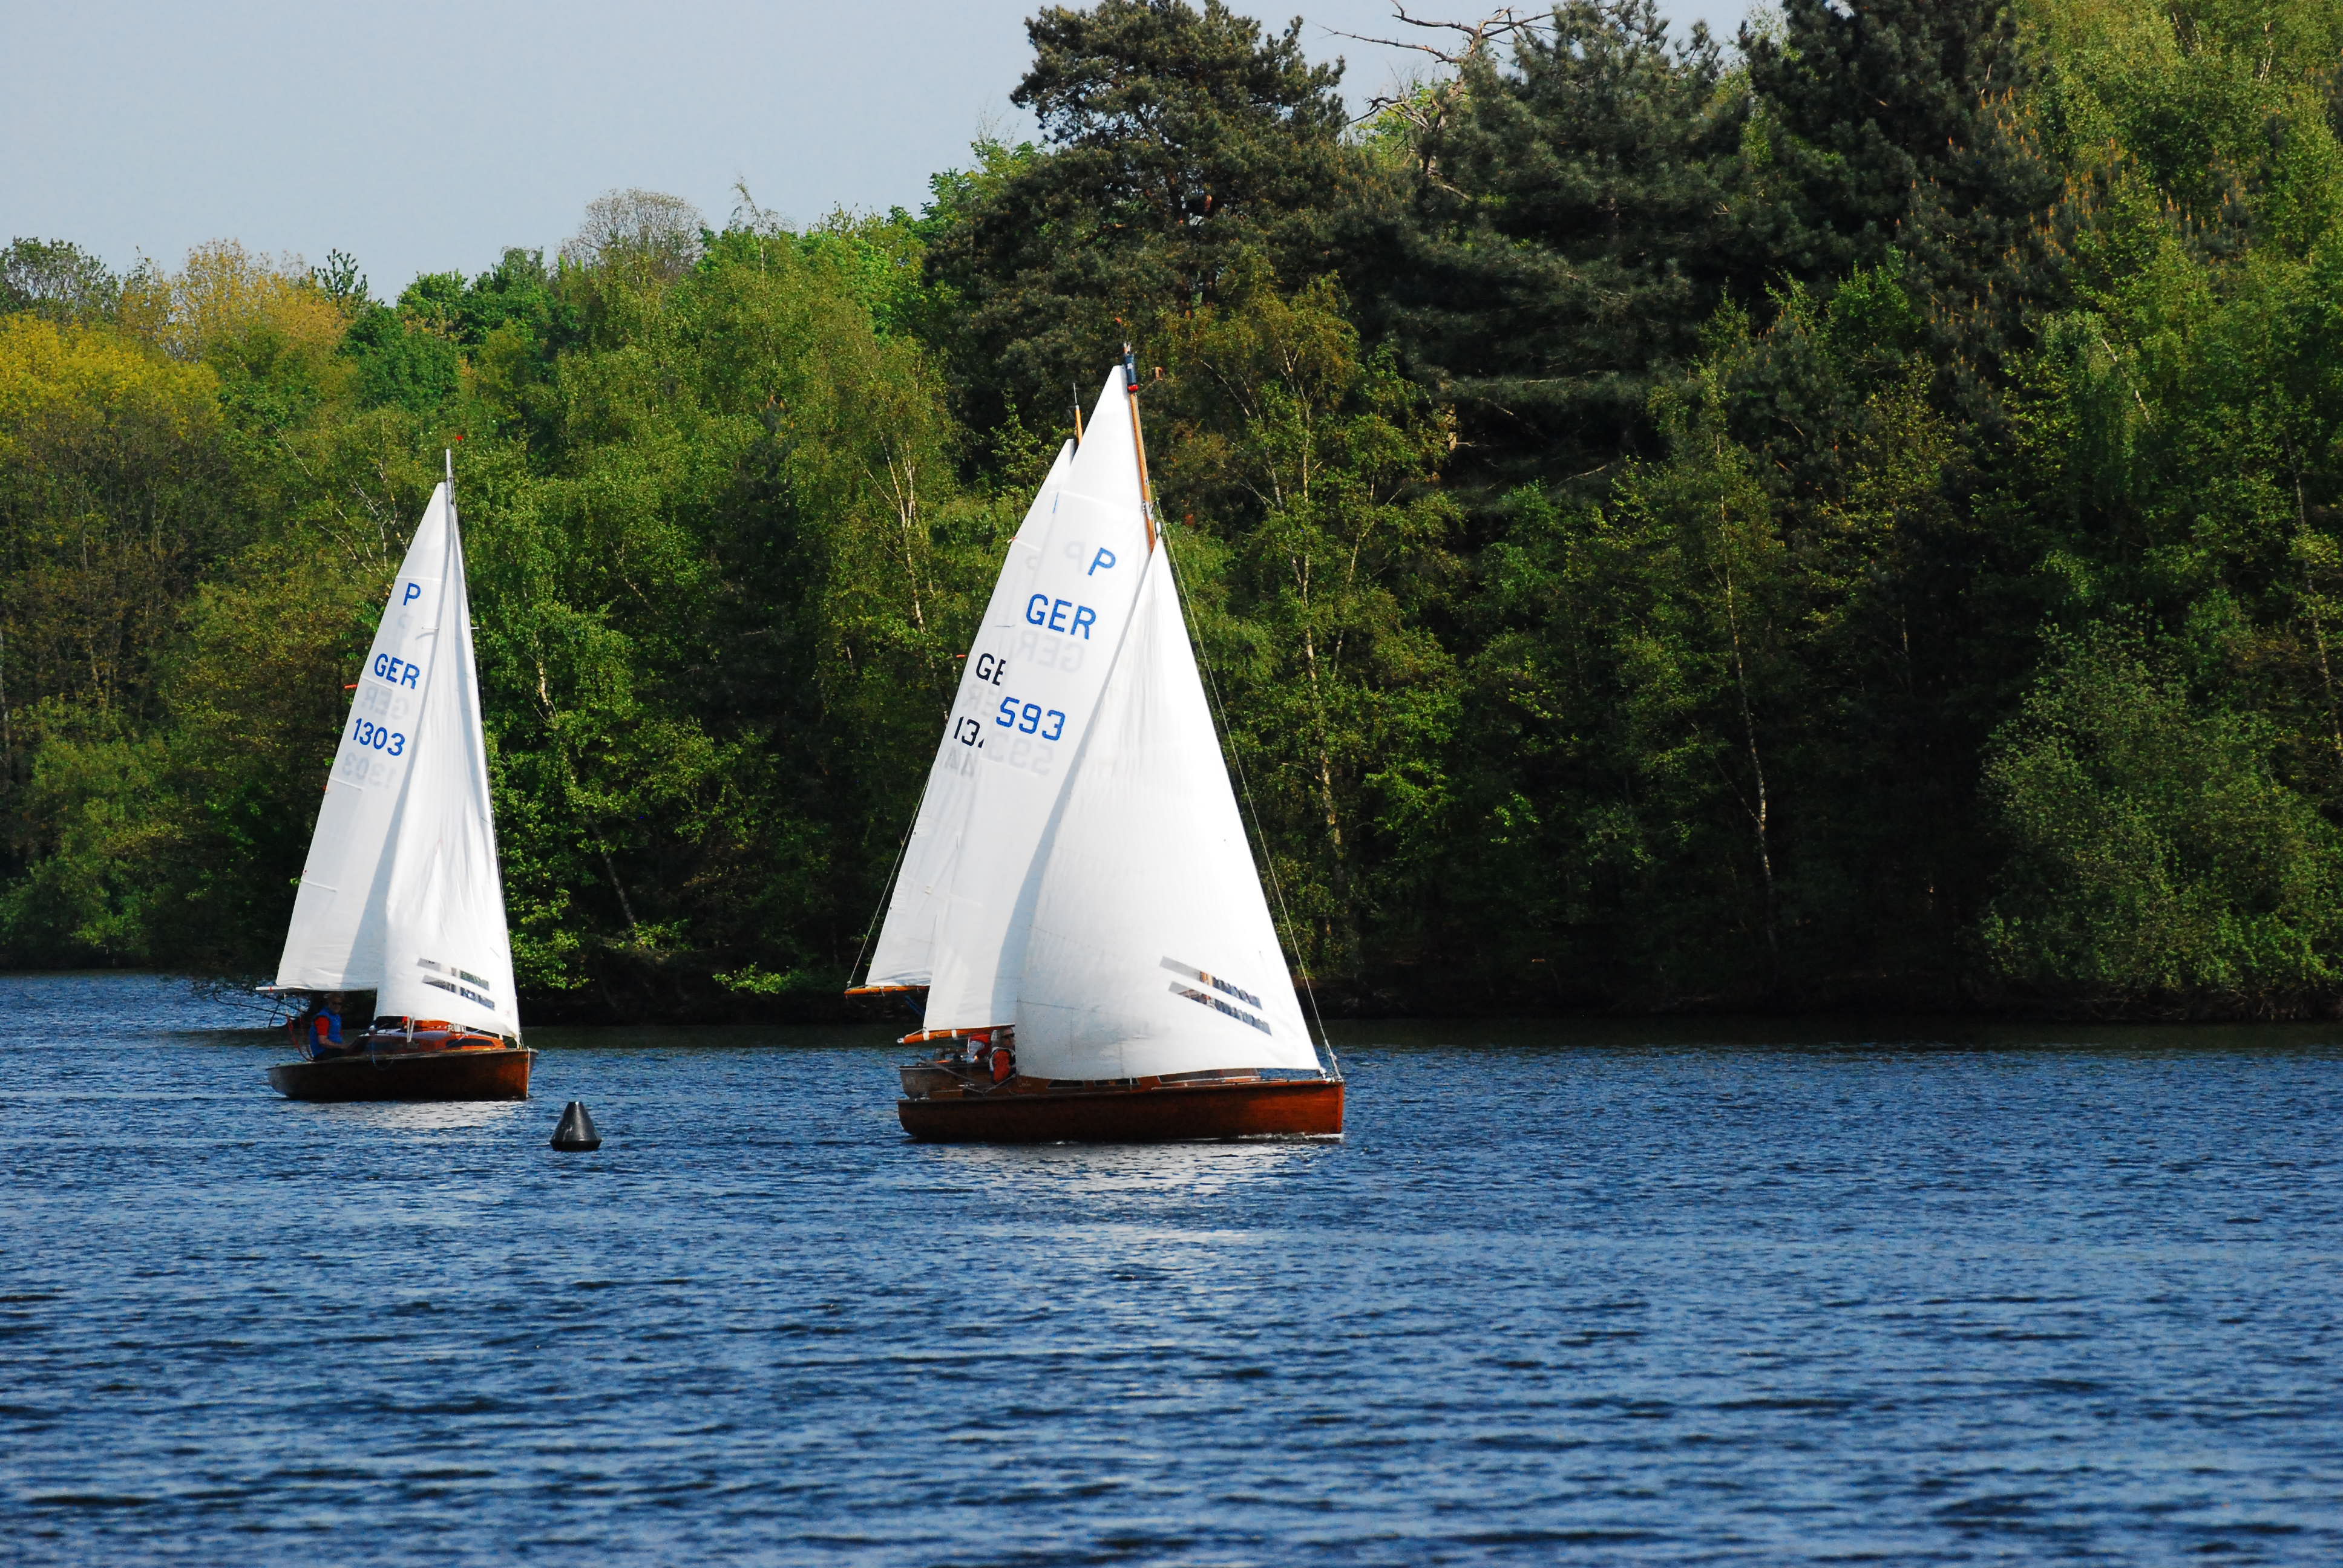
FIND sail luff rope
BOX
[1137,413,1344,1082]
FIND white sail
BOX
[861,437,1075,988]
[274,483,456,993]
[919,369,1156,1031]
[1013,547,1323,1080]
[372,491,520,1037]
[273,482,520,1038]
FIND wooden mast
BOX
[1122,345,1156,552]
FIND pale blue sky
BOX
[2,1,1749,293]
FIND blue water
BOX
[3,973,2340,1564]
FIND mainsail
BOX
[914,369,1156,1031]
[860,437,1075,990]
[272,476,520,1038]
[1012,547,1322,1080]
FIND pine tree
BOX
[1745,0,2068,402]
[1364,1,1748,497]
[924,0,1357,437]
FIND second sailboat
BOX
[853,360,1344,1141]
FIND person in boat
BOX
[942,1034,1014,1084]
[967,1036,1014,1084]
[290,993,350,1058]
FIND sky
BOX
[2,0,1751,295]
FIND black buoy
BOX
[551,1101,603,1152]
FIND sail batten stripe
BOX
[1159,956,1262,1010]
[1168,981,1271,1035]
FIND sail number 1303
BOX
[350,716,407,756]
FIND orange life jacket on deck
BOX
[991,1047,1014,1083]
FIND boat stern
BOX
[896,1073,1342,1143]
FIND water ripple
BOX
[0,976,2339,1562]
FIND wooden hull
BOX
[267,1047,533,1103]
[897,1076,1342,1143]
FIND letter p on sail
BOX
[402,582,421,604]
[1089,547,1116,576]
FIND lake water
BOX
[2,973,2339,1564]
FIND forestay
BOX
[861,438,1075,989]
[919,370,1156,1031]
[272,482,520,1038]
[1013,547,1322,1080]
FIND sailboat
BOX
[853,360,1345,1142]
[263,454,530,1102]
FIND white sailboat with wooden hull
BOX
[265,456,529,1102]
[857,362,1344,1142]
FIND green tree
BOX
[1982,622,2343,1005]
[1365,1,1748,494]
[1,238,120,323]
[1150,275,1460,981]
[926,0,1358,437]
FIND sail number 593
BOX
[996,697,1065,741]
[350,717,407,756]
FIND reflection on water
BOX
[1,973,2340,1565]
[928,1137,1332,1201]
[297,1099,537,1134]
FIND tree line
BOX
[4,0,2341,1019]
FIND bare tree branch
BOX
[1333,3,1544,178]
[1330,3,1537,68]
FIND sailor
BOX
[308,994,347,1056]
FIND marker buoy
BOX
[551,1101,602,1152]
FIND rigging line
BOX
[1158,534,1342,1082]
[848,785,924,990]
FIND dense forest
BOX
[3,0,2341,1019]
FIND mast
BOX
[1122,346,1156,552]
